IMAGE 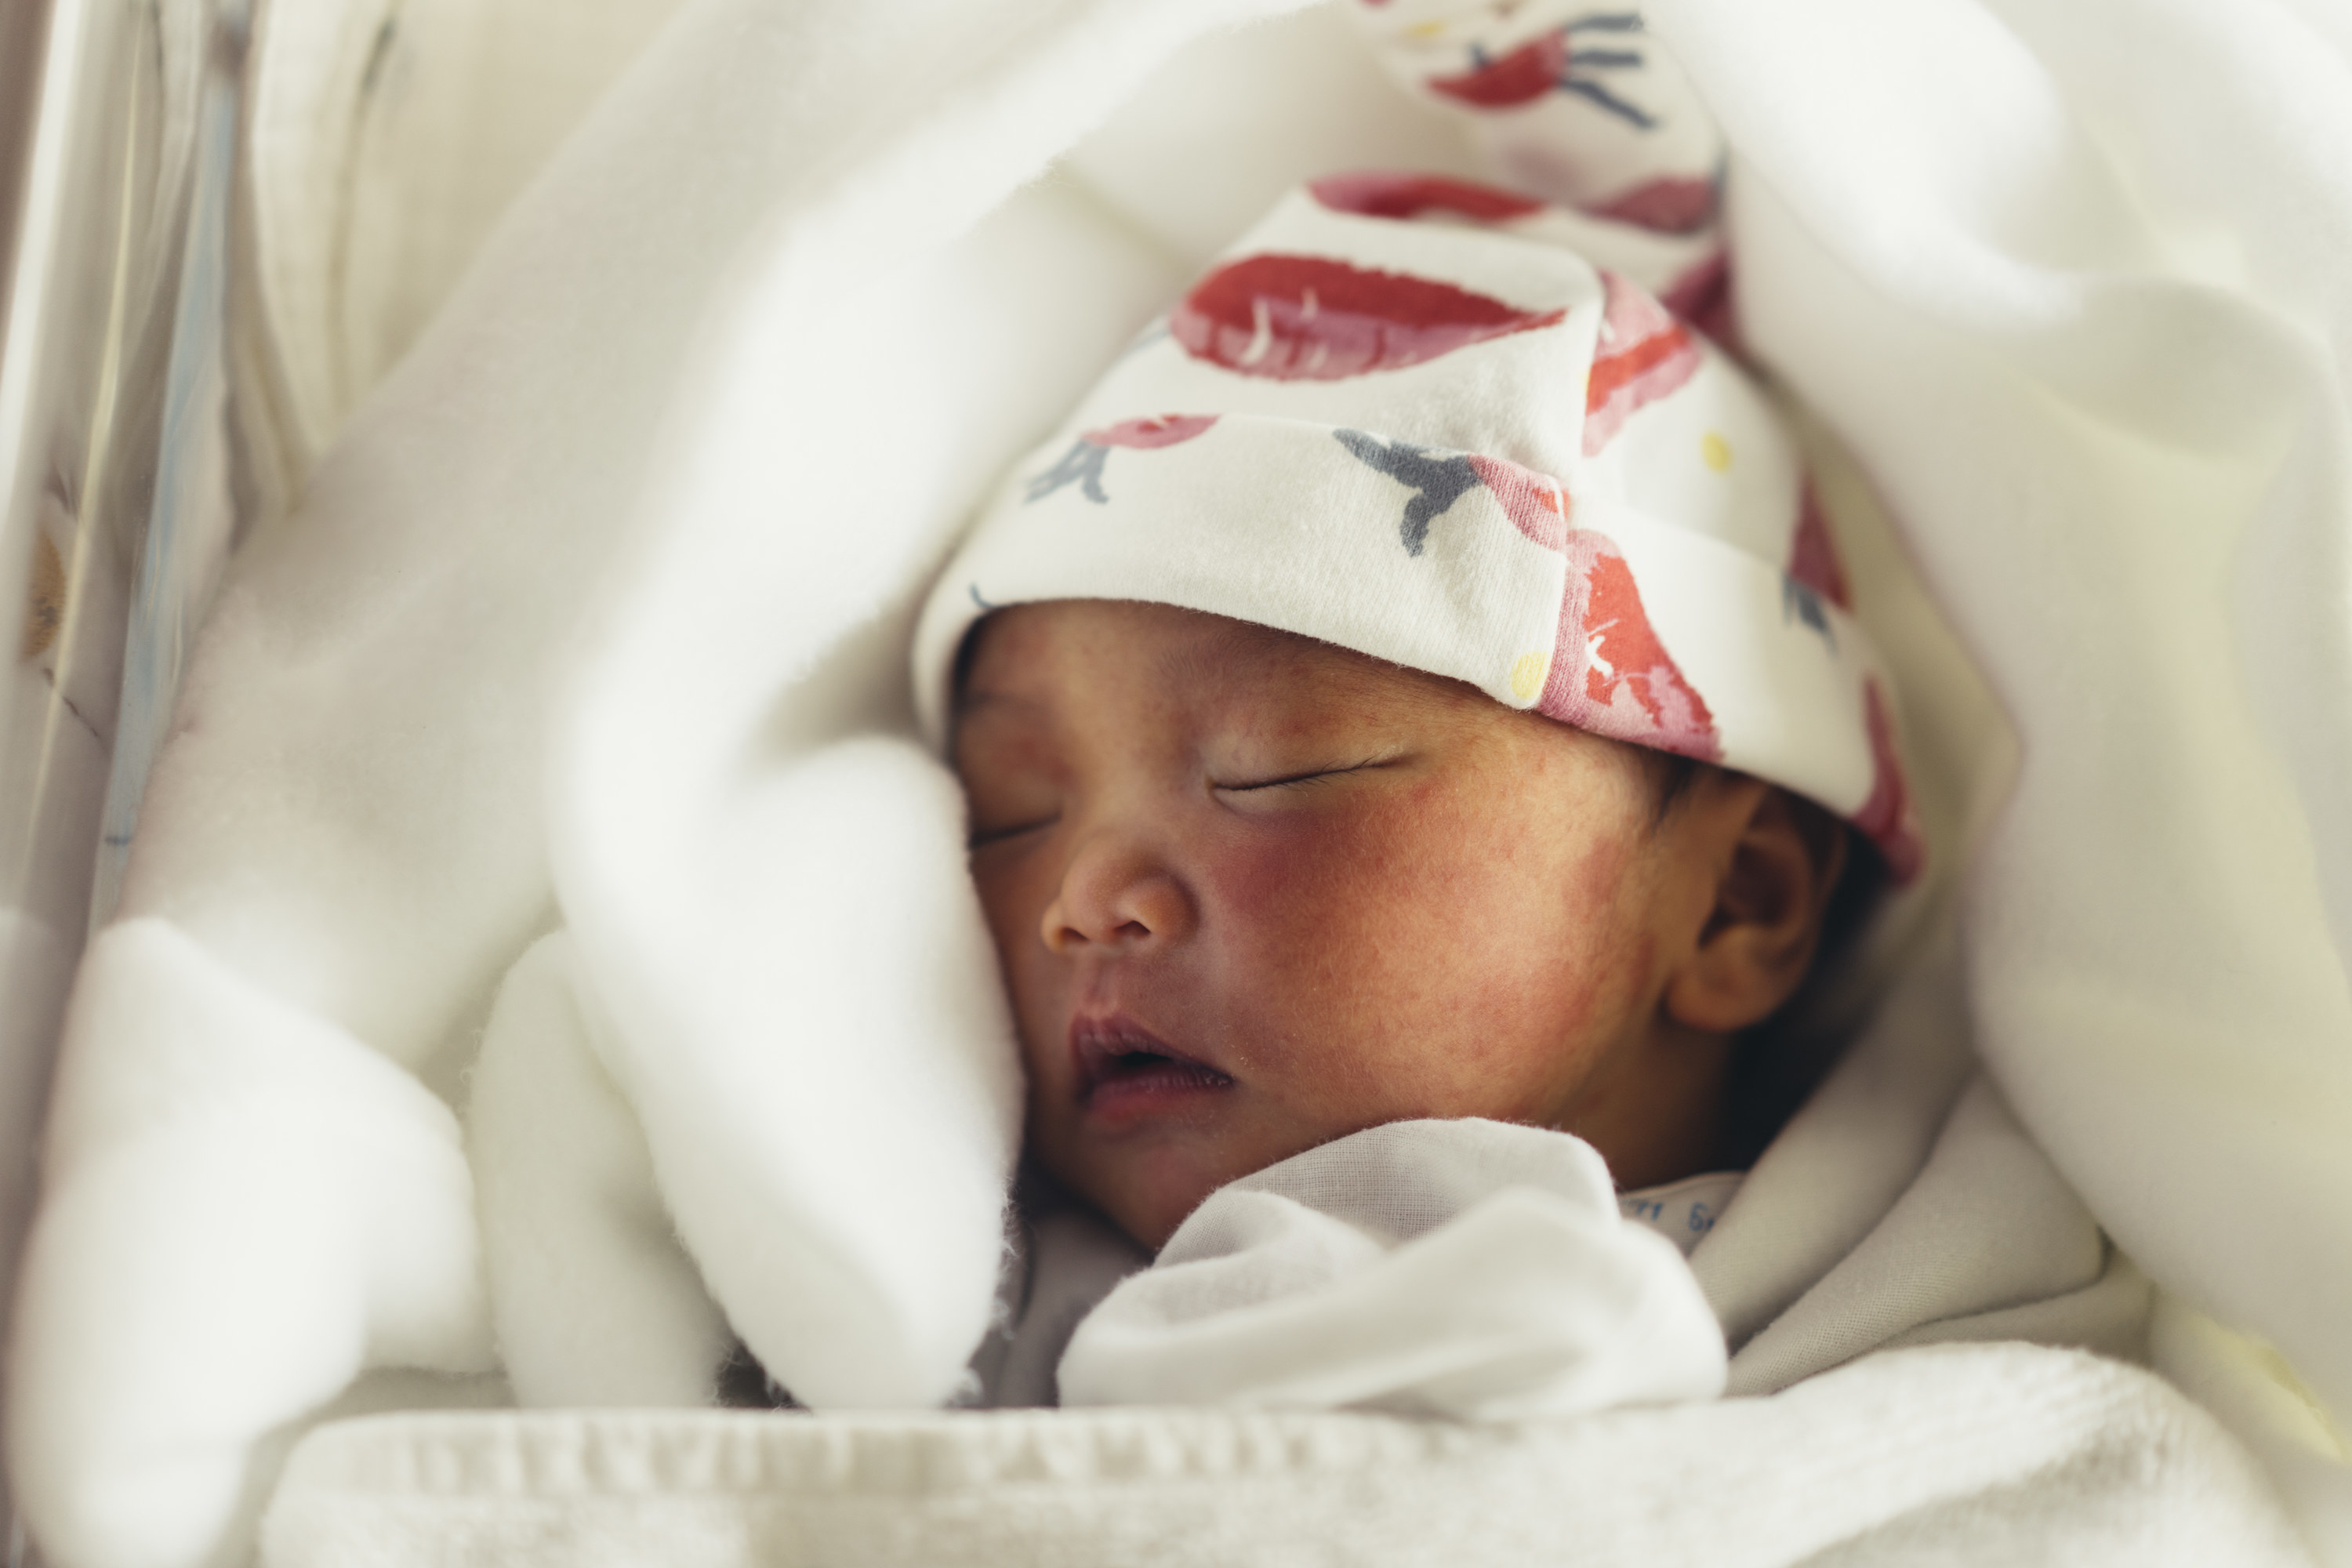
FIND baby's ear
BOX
[1663,783,1847,1035]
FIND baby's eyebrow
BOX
[1151,619,1301,692]
[951,685,1045,724]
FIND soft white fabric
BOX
[2154,1298,2352,1566]
[468,932,728,1408]
[1665,922,2152,1394]
[11,0,2352,1564]
[1648,0,2352,1435]
[1058,1120,1726,1417]
[968,1189,1152,1413]
[257,1344,2313,1568]
[236,0,694,510]
[9,920,495,1568]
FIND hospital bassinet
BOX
[2,0,2350,1563]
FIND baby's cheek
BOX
[1177,815,1393,1086]
[1202,791,1440,949]
[1198,790,1504,1051]
[1205,815,1381,932]
[1274,789,1646,1106]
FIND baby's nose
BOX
[1040,837,1196,953]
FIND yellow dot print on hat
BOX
[1510,651,1548,702]
[1701,431,1732,473]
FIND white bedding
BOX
[8,0,2352,1563]
[259,1345,2308,1568]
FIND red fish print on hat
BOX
[1171,256,1565,381]
[1026,415,1219,505]
[1334,432,1570,555]
[1427,13,1653,127]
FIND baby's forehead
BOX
[1146,613,1337,691]
[956,600,1472,718]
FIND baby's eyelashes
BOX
[968,813,1060,850]
[1216,769,1346,793]
[960,750,1409,848]
[1213,753,1401,795]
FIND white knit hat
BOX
[913,173,1922,879]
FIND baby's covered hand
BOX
[1057,1118,1725,1419]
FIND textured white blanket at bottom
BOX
[260,1342,2310,1568]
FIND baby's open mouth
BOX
[1071,1017,1236,1113]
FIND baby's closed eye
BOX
[1212,753,1405,798]
[1204,752,1402,808]
[960,770,1063,850]
[967,812,1059,850]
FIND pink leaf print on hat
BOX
[1583,270,1700,455]
[1088,414,1219,450]
[1854,678,1925,883]
[1659,251,1731,343]
[1172,256,1565,382]
[1590,176,1720,236]
[1308,172,1545,225]
[1466,454,1570,552]
[1026,414,1218,505]
[1429,32,1566,108]
[1541,531,1720,760]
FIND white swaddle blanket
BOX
[8,1,2352,1565]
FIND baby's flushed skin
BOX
[953,600,1846,1252]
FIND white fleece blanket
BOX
[9,1,2352,1565]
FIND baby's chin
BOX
[1045,1146,1224,1254]
[1099,1186,1204,1255]
[1040,1116,1346,1254]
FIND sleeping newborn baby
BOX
[953,597,1839,1250]
[909,173,1924,1415]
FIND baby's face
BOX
[953,600,1714,1250]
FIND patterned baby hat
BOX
[912,172,1922,880]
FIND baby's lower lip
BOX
[1080,1056,1236,1123]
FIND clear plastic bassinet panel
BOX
[0,0,683,1550]
[0,0,252,1549]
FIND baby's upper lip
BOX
[1068,1013,1232,1102]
